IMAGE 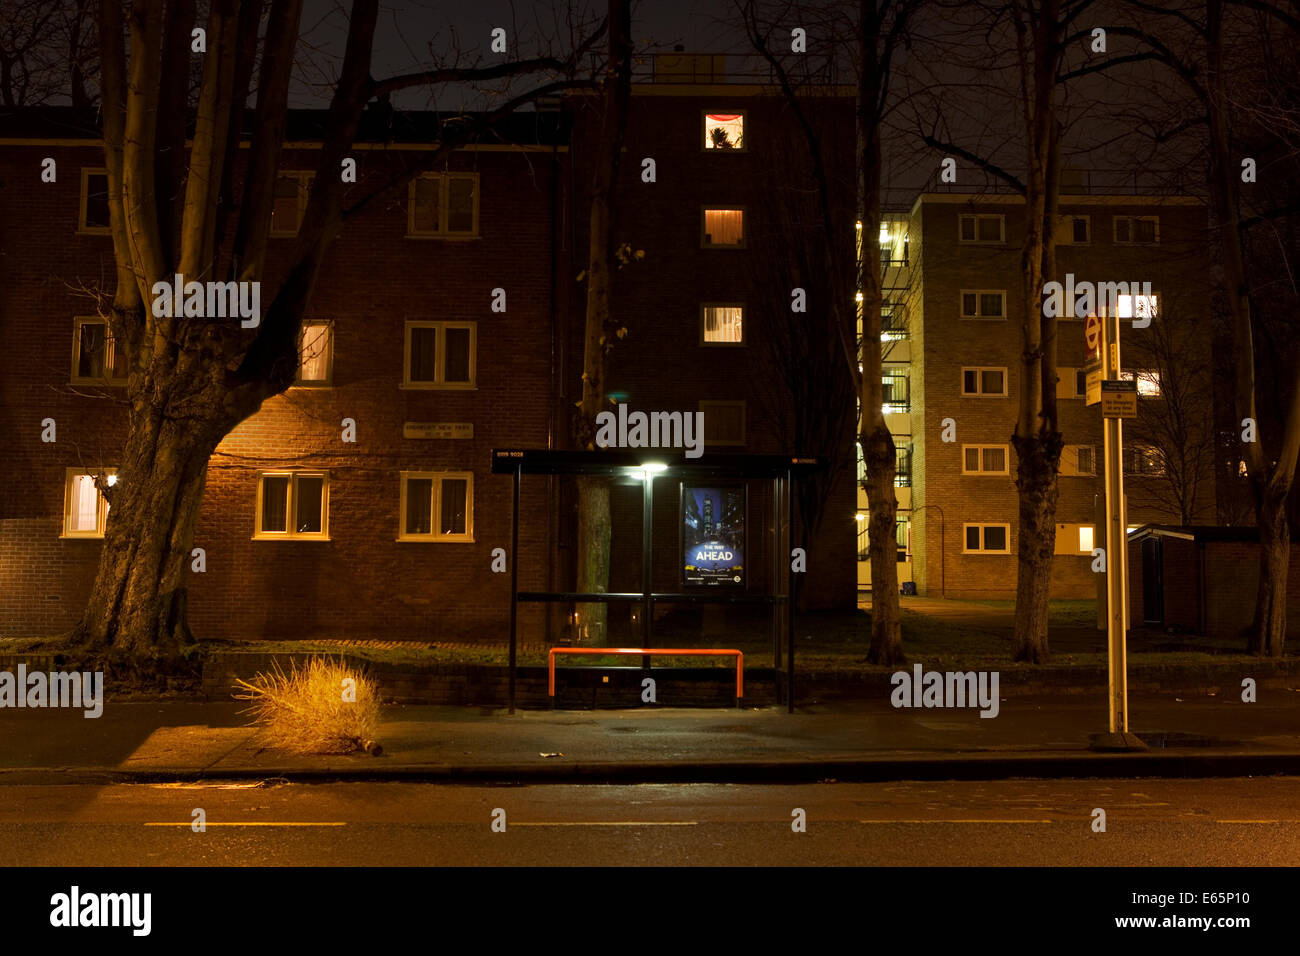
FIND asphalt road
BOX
[2,777,1298,866]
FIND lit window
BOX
[961,444,1009,475]
[961,367,1007,397]
[960,290,1006,319]
[703,112,744,150]
[1117,293,1158,325]
[404,321,475,388]
[1121,369,1163,397]
[700,400,745,446]
[964,523,1010,554]
[703,208,745,247]
[255,472,329,538]
[958,214,1004,243]
[882,372,910,412]
[1114,215,1158,244]
[62,468,116,537]
[79,169,110,234]
[408,173,479,237]
[270,171,313,235]
[1054,523,1095,555]
[399,472,474,541]
[295,321,333,385]
[701,305,744,344]
[72,317,128,385]
[895,444,912,487]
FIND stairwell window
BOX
[701,304,745,344]
[399,472,473,541]
[255,472,329,539]
[702,208,745,247]
[703,112,745,150]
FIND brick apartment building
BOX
[860,190,1220,599]
[0,60,860,643]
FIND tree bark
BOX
[858,0,902,664]
[573,0,631,647]
[77,385,227,653]
[1250,482,1290,656]
[1009,0,1064,663]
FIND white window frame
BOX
[293,319,334,387]
[699,399,746,446]
[700,303,746,346]
[1061,444,1097,476]
[963,523,1012,555]
[960,289,1007,320]
[61,467,116,538]
[406,172,481,238]
[71,316,128,386]
[269,171,314,236]
[78,168,111,235]
[253,471,330,540]
[701,206,747,248]
[1113,215,1159,244]
[702,110,747,152]
[957,213,1005,244]
[961,366,1008,397]
[397,471,475,542]
[961,444,1010,475]
[403,321,477,389]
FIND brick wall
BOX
[913,196,1216,599]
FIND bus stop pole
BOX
[786,470,796,713]
[509,464,520,715]
[642,471,653,669]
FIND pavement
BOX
[2,691,1299,785]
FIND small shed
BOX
[1126,525,1300,639]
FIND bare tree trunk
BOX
[1250,481,1290,656]
[859,0,900,664]
[1010,0,1064,663]
[573,0,631,646]
[77,388,226,652]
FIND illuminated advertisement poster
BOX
[682,483,745,587]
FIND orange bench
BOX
[548,647,743,701]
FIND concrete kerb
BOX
[5,750,1300,787]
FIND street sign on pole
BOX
[1100,379,1138,418]
[1084,313,1103,406]
[1093,306,1145,751]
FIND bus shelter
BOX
[491,449,820,713]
